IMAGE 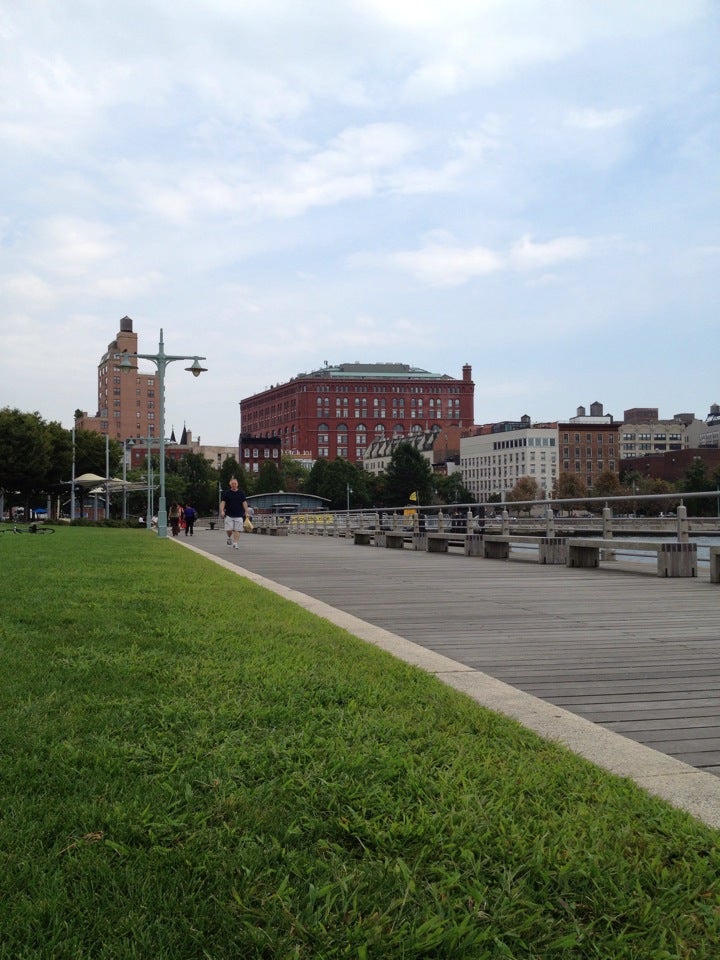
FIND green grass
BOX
[0,528,719,959]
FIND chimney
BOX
[462,363,472,382]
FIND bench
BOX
[482,535,568,564]
[567,539,697,577]
[353,529,374,545]
[426,532,467,553]
[380,531,406,549]
[710,546,720,583]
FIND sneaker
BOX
[233,543,239,549]
[227,538,232,546]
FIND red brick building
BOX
[558,403,620,490]
[239,362,475,463]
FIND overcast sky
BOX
[2,0,718,445]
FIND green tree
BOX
[434,472,473,506]
[177,452,217,513]
[0,408,51,511]
[256,460,282,494]
[280,455,309,492]
[383,443,434,508]
[681,456,716,516]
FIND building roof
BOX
[297,362,452,381]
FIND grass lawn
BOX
[1,527,719,959]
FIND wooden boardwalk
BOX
[192,531,720,777]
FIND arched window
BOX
[337,423,348,457]
[374,423,385,439]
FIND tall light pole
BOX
[121,439,135,520]
[120,328,207,538]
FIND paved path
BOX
[178,529,720,829]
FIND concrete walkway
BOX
[177,530,720,830]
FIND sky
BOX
[1,0,718,446]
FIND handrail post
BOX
[502,509,510,535]
[438,509,445,532]
[545,507,554,536]
[677,503,689,543]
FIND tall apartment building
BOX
[240,362,475,463]
[460,418,559,501]
[75,316,160,442]
[558,402,619,489]
[74,317,238,469]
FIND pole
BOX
[105,433,110,520]
[70,425,76,522]
[119,326,206,538]
[157,330,168,538]
[122,442,128,520]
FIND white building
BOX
[460,424,559,501]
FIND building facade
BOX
[557,402,619,490]
[75,316,236,468]
[76,316,160,442]
[620,408,704,458]
[239,434,283,475]
[460,420,559,501]
[240,362,475,463]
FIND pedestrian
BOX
[220,478,249,550]
[183,503,196,536]
[168,501,182,537]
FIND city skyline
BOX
[2,2,718,445]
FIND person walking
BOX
[168,501,182,537]
[183,503,196,536]
[220,478,249,550]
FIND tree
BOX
[279,456,309,492]
[0,408,51,510]
[552,472,587,512]
[590,470,622,501]
[305,458,371,509]
[255,460,282,494]
[177,452,217,513]
[505,476,540,511]
[383,443,434,507]
[681,456,716,516]
[434,472,473,506]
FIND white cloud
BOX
[378,232,599,286]
[566,107,640,130]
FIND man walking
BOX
[220,478,249,550]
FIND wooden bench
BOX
[567,538,697,577]
[482,535,568,564]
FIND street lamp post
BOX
[120,328,207,538]
[121,439,135,520]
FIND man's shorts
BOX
[224,516,244,533]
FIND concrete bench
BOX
[426,532,467,553]
[353,529,374,546]
[482,535,568,564]
[567,539,697,577]
[371,530,403,548]
[710,546,720,583]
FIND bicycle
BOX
[0,522,55,535]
